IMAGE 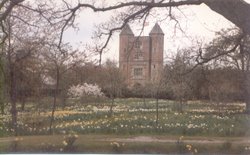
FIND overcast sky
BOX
[63,0,250,64]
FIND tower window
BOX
[135,40,142,49]
[134,51,143,60]
[134,68,143,77]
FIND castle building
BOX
[119,23,164,87]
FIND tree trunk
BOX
[203,0,250,35]
[179,99,183,113]
[7,45,18,135]
[0,103,3,115]
[21,96,26,111]
[49,68,60,134]
[7,20,18,135]
[62,98,66,110]
[0,87,4,115]
[143,93,146,108]
[246,100,250,114]
[156,97,159,126]
[243,72,250,114]
[0,63,4,115]
[10,64,17,136]
[109,96,115,117]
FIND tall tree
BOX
[41,42,84,134]
[0,56,5,115]
[200,27,250,113]
[101,59,125,117]
[2,5,52,135]
[167,50,193,112]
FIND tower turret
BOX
[120,24,134,36]
[149,23,164,81]
[149,23,164,35]
[119,24,135,85]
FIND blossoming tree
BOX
[68,83,105,103]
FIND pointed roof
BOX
[149,23,164,35]
[120,24,134,35]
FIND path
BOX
[103,136,250,144]
[0,135,249,145]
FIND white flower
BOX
[111,142,120,147]
[63,140,68,146]
[68,83,105,99]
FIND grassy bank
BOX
[1,134,250,154]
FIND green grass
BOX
[1,98,250,137]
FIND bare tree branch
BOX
[77,0,202,12]
[186,33,245,74]
[0,0,24,22]
[203,0,250,35]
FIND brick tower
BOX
[119,23,164,87]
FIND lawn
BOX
[0,98,250,153]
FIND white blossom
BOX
[68,83,105,99]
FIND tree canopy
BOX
[1,0,250,51]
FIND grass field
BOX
[0,98,250,153]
